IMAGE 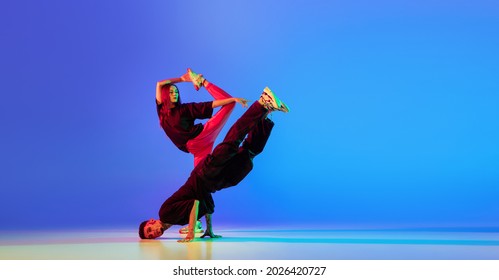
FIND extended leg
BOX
[204,81,233,100]
[214,117,275,189]
[209,101,268,165]
[185,81,236,166]
[241,117,274,159]
[197,88,287,182]
[186,99,236,166]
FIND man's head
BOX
[138,218,165,239]
[161,84,182,108]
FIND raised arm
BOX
[212,98,249,108]
[178,200,199,243]
[155,72,191,103]
[200,213,222,239]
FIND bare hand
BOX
[200,229,222,239]
[235,98,249,108]
[180,71,191,82]
[178,233,195,243]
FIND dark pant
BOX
[198,101,274,190]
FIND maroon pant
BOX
[159,102,274,224]
[197,101,274,191]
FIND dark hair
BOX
[138,220,148,239]
[161,84,182,109]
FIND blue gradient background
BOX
[1,0,498,230]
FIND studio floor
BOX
[1,227,498,260]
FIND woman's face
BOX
[169,85,179,103]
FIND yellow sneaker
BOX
[187,68,205,91]
[260,87,290,113]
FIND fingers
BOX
[178,233,195,243]
[180,72,191,82]
[200,233,222,239]
[178,237,194,243]
[237,98,249,108]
